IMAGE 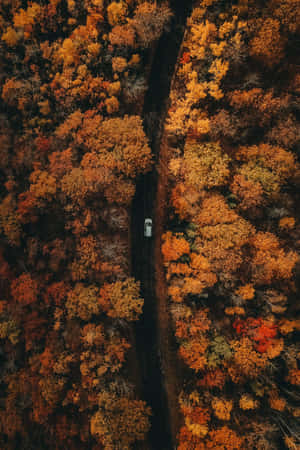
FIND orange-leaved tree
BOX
[11,273,38,305]
[90,392,151,448]
[98,278,143,321]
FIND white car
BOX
[144,218,153,237]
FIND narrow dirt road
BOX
[131,2,193,449]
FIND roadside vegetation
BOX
[0,1,172,448]
[162,0,300,448]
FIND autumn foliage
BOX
[0,0,299,448]
[162,0,300,448]
[0,0,175,447]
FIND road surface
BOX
[131,2,193,449]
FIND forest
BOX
[0,0,299,449]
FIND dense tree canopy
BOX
[163,0,300,448]
[0,0,299,448]
[0,0,172,447]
